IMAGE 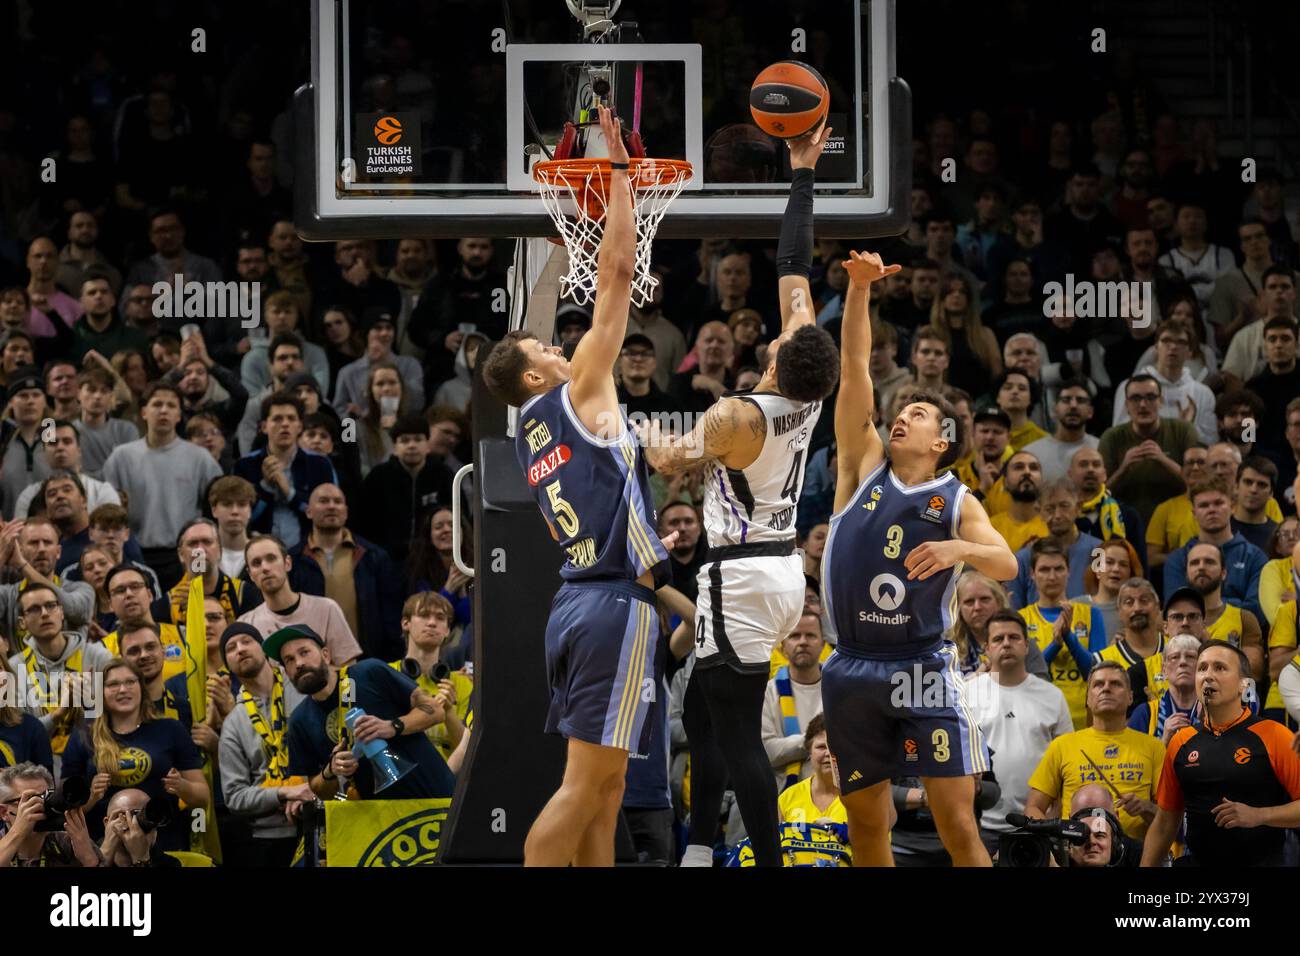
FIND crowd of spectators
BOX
[3,2,1300,868]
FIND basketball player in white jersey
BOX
[641,122,839,866]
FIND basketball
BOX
[749,61,829,139]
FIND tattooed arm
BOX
[641,397,766,474]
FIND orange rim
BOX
[533,157,693,190]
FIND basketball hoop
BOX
[533,157,692,308]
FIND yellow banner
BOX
[325,798,452,867]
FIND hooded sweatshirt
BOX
[8,631,114,759]
[433,331,490,411]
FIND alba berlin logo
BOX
[373,116,403,145]
[870,573,905,611]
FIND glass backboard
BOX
[296,0,910,239]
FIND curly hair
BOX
[775,325,840,402]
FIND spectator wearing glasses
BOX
[1129,629,1201,742]
[616,333,681,426]
[1112,320,1217,445]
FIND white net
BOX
[534,158,691,308]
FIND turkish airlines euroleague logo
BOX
[373,116,403,145]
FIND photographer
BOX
[99,788,181,867]
[1066,806,1125,868]
[0,762,101,866]
[389,593,471,760]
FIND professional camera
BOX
[997,812,1089,867]
[401,659,451,683]
[35,776,90,833]
[132,796,175,833]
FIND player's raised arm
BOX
[833,251,898,511]
[777,121,833,333]
[641,396,764,475]
[569,105,635,411]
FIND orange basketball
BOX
[374,116,403,145]
[749,61,828,139]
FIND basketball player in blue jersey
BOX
[822,250,1017,867]
[641,123,839,866]
[481,106,672,866]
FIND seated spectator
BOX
[300,411,362,507]
[0,366,53,516]
[967,610,1073,849]
[1222,265,1295,387]
[291,483,403,662]
[98,788,182,867]
[45,359,81,421]
[315,240,404,343]
[657,501,704,604]
[1207,220,1276,350]
[356,360,411,477]
[1129,632,1201,743]
[390,593,472,761]
[1019,541,1104,728]
[357,415,453,565]
[101,565,186,684]
[982,258,1042,342]
[73,366,139,478]
[0,762,101,866]
[1163,478,1269,626]
[1271,547,1300,722]
[6,583,111,758]
[14,422,121,518]
[907,325,950,392]
[118,625,176,715]
[1072,537,1143,647]
[1025,662,1164,840]
[929,273,1001,397]
[40,471,100,572]
[405,507,473,668]
[1145,444,1208,572]
[237,536,362,666]
[668,322,734,416]
[990,451,1049,552]
[1203,441,1284,523]
[123,208,222,291]
[25,236,83,335]
[1246,319,1300,456]
[1023,380,1098,483]
[153,518,261,628]
[56,211,122,299]
[761,613,825,792]
[236,333,308,455]
[726,308,767,372]
[217,621,313,868]
[953,405,1013,513]
[1,517,97,644]
[1272,398,1300,515]
[168,330,248,439]
[1096,578,1169,711]
[209,476,255,585]
[62,657,208,852]
[103,382,223,590]
[1008,478,1101,609]
[1111,320,1217,445]
[1259,517,1300,627]
[1232,456,1280,553]
[110,348,151,411]
[273,624,455,801]
[150,332,183,378]
[616,334,681,427]
[1184,541,1265,680]
[333,306,425,416]
[70,273,149,364]
[992,368,1047,451]
[1098,374,1198,524]
[234,392,338,551]
[320,305,364,390]
[0,654,54,771]
[949,571,1049,678]
[240,292,329,395]
[626,279,687,391]
[773,715,853,866]
[1000,333,1052,429]
[1133,295,1217,383]
[58,503,159,599]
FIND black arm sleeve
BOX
[775,167,816,279]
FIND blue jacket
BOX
[1163,533,1269,629]
[288,532,404,661]
[234,448,338,541]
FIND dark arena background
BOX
[0,0,1297,931]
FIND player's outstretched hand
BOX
[788,118,832,170]
[659,530,679,553]
[842,250,901,288]
[598,105,629,166]
[903,539,966,581]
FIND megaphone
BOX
[343,707,415,793]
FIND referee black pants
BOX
[683,664,781,867]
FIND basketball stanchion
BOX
[532,156,693,308]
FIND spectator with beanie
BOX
[357,414,453,565]
[291,483,403,662]
[234,392,338,551]
[0,367,53,516]
[218,621,313,867]
[332,306,425,417]
[616,333,681,425]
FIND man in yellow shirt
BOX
[993,368,1049,451]
[1186,541,1264,680]
[990,450,1049,552]
[101,565,186,682]
[1145,444,1208,572]
[1095,578,1167,710]
[953,406,1014,515]
[388,592,470,760]
[1025,661,1165,839]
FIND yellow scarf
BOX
[241,669,304,786]
[22,642,83,755]
[1079,485,1126,540]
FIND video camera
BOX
[997,812,1089,867]
[35,776,90,833]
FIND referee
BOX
[1141,640,1300,866]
